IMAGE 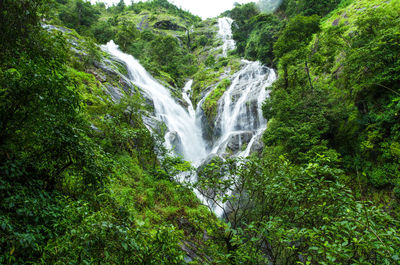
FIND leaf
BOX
[122,242,128,251]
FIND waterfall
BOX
[100,17,276,217]
[102,41,207,163]
[210,60,276,156]
[218,17,236,57]
[199,18,276,217]
[182,80,196,120]
[209,18,277,158]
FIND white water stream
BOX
[218,17,236,57]
[101,17,276,217]
[102,42,207,162]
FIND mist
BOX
[257,0,283,13]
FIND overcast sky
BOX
[90,0,256,18]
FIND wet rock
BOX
[104,84,124,102]
[154,20,185,31]
[42,24,71,33]
[94,60,120,77]
[119,76,133,94]
[90,124,102,133]
[249,134,264,155]
[137,15,149,31]
[225,131,253,153]
[142,115,161,131]
[86,69,107,83]
[332,18,340,26]
[180,240,211,263]
[165,131,184,156]
[333,65,344,79]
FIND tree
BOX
[58,0,100,33]
[115,19,140,50]
[194,156,400,264]
[283,0,342,17]
[273,14,320,58]
[243,14,282,66]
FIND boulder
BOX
[225,131,253,153]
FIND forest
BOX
[1,0,399,264]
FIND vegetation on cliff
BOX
[1,0,400,264]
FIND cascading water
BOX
[182,80,196,119]
[218,17,236,57]
[100,17,276,217]
[102,41,207,163]
[210,60,276,156]
[209,18,276,158]
[196,18,276,217]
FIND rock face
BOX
[137,14,150,31]
[93,60,116,76]
[42,24,71,33]
[214,131,254,156]
[154,20,185,31]
[198,105,215,143]
[165,131,184,156]
[249,133,264,155]
[105,84,124,102]
[226,131,254,152]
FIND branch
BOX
[305,61,314,90]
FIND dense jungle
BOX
[1,0,400,264]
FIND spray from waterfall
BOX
[257,0,283,13]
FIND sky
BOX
[90,0,256,18]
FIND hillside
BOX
[1,0,400,264]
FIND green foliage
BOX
[90,20,115,44]
[203,79,231,122]
[1,6,108,192]
[339,2,400,190]
[192,66,220,105]
[0,1,227,263]
[3,0,400,263]
[282,0,343,17]
[115,19,140,50]
[0,0,45,53]
[58,0,100,35]
[273,14,321,58]
[0,178,67,264]
[244,14,282,66]
[50,0,201,87]
[226,5,283,66]
[226,3,260,55]
[195,156,400,264]
[223,2,259,26]
[42,209,185,264]
[263,0,400,199]
[205,55,216,67]
[127,0,201,24]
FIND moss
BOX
[191,66,220,105]
[202,78,232,122]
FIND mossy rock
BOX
[202,78,231,123]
